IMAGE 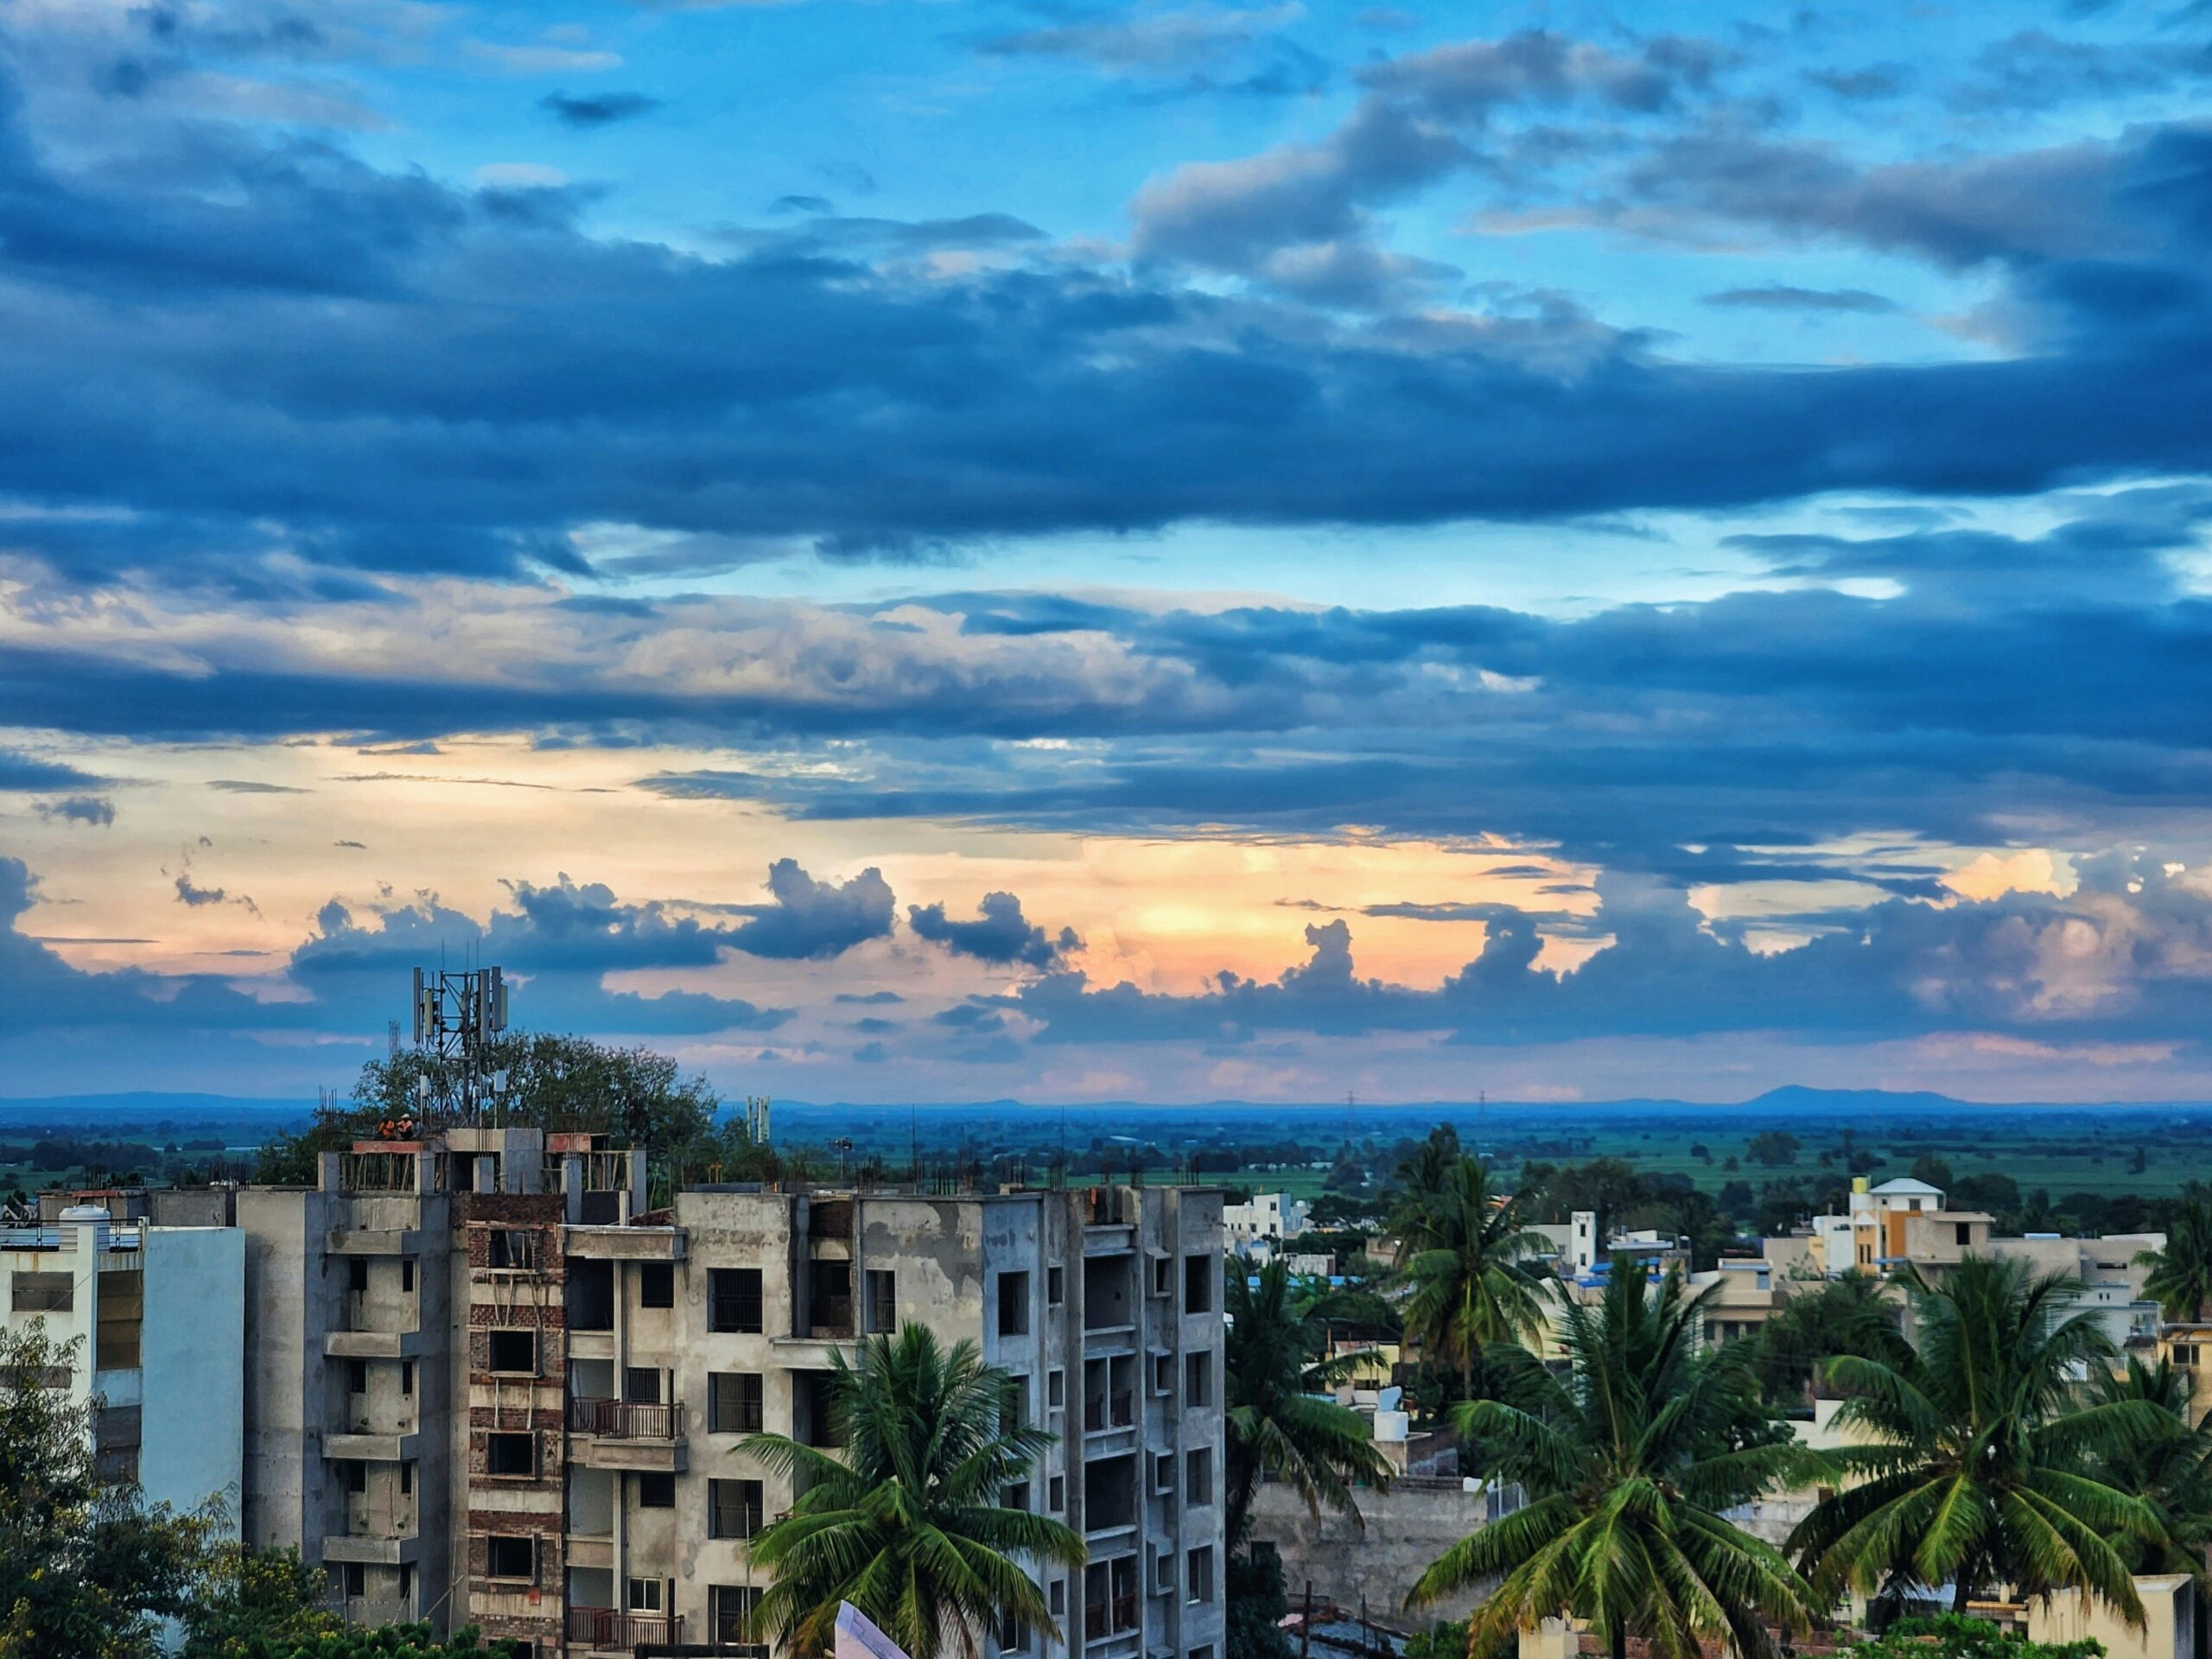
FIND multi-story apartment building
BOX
[0,1201,244,1525]
[226,1124,1225,1659]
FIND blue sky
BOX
[3,0,2212,1104]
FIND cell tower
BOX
[410,965,509,1126]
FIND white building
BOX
[1222,1192,1310,1255]
[1,1205,244,1528]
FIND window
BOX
[342,1561,366,1598]
[347,1358,367,1394]
[489,1229,537,1269]
[998,1605,1030,1654]
[711,1586,762,1649]
[10,1271,72,1314]
[1050,1580,1065,1617]
[1001,1375,1027,1433]
[709,1478,764,1539]
[1153,1353,1175,1397]
[1185,1351,1211,1408]
[1152,1255,1173,1297]
[1153,1452,1175,1495]
[1153,1546,1176,1594]
[486,1432,534,1477]
[636,1471,675,1509]
[1047,1369,1065,1408]
[866,1269,898,1333]
[627,1577,664,1612]
[1048,1475,1065,1512]
[401,1360,415,1397]
[400,1260,415,1294]
[345,1459,367,1494]
[1185,1447,1212,1506]
[710,1371,765,1433]
[639,1262,674,1308]
[624,1366,664,1405]
[1184,1254,1213,1313]
[1955,1222,1973,1247]
[2177,1344,2202,1367]
[346,1258,369,1294]
[997,1271,1030,1338]
[488,1330,537,1376]
[400,1461,413,1495]
[1192,1646,1217,1659]
[1186,1546,1215,1605]
[710,1268,763,1333]
[1004,1479,1031,1513]
[486,1535,534,1581]
[1047,1266,1064,1306]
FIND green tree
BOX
[1224,1259,1392,1550]
[1391,1156,1547,1396]
[1409,1263,1818,1659]
[2138,1197,2212,1321]
[1755,1274,1911,1408]
[181,1544,339,1657]
[741,1325,1083,1659]
[0,1324,219,1659]
[1844,1614,2101,1659]
[1746,1131,1801,1168]
[2082,1356,2212,1578]
[264,1033,745,1200]
[1789,1257,2167,1623]
[232,1626,518,1657]
[1911,1154,1955,1191]
[1225,1548,1296,1659]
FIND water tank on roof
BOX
[60,1204,111,1253]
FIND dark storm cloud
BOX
[908,892,1081,969]
[6,59,2211,573]
[1014,854,2212,1050]
[724,859,897,960]
[541,91,663,127]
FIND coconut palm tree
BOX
[1409,1262,1820,1659]
[2139,1198,2212,1322]
[2083,1355,2212,1578]
[1224,1258,1393,1550]
[741,1325,1084,1659]
[1789,1255,2168,1624]
[1755,1272,1911,1408]
[1392,1155,1548,1397]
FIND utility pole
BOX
[1301,1581,1313,1659]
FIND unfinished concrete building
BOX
[231,1124,1226,1659]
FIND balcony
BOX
[569,1607,683,1651]
[324,1328,420,1361]
[566,1398,687,1472]
[810,1295,855,1340]
[563,1226,686,1262]
[1083,1596,1139,1643]
[322,1532,420,1566]
[325,1430,421,1463]
[565,1531,614,1571]
[1084,1390,1135,1434]
[326,1227,421,1256]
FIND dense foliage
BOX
[1410,1264,1820,1659]
[741,1325,1084,1659]
[1787,1257,2164,1621]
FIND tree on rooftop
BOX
[741,1325,1083,1659]
[1409,1262,1819,1659]
[1755,1273,1910,1408]
[1789,1256,2167,1625]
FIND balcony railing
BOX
[1082,1595,1139,1642]
[1084,1389,1134,1433]
[568,1606,683,1649]
[810,1295,854,1338]
[567,1397,683,1440]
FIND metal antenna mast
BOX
[410,965,509,1127]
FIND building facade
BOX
[226,1127,1225,1659]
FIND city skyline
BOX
[4,0,2212,1103]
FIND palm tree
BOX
[1755,1272,1911,1408]
[2139,1198,2212,1321]
[2085,1355,2212,1578]
[741,1325,1084,1659]
[1392,1155,1548,1396]
[1789,1255,2168,1624]
[1224,1258,1393,1549]
[1410,1263,1819,1659]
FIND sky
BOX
[4,0,2212,1107]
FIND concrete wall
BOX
[142,1225,245,1531]
[1250,1479,1492,1624]
[2028,1576,2196,1659]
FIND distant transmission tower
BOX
[410,966,509,1127]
